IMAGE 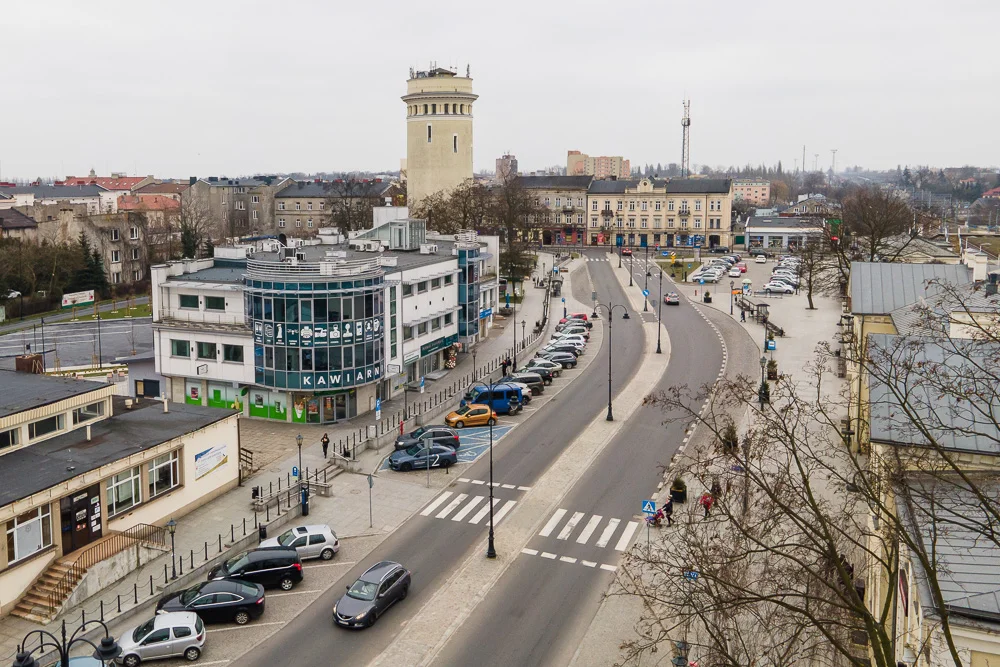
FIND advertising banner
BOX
[194,444,228,479]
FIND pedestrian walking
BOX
[321,433,329,458]
[699,492,714,518]
[502,356,511,376]
[740,309,746,322]
[663,498,674,526]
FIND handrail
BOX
[47,523,167,614]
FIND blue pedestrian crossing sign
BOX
[662,251,669,257]
[292,466,299,479]
[642,289,649,297]
[641,499,656,514]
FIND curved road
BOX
[237,248,724,667]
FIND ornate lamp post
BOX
[486,378,500,559]
[13,620,121,667]
[629,253,634,287]
[656,269,664,354]
[594,302,630,421]
[730,280,735,316]
[167,518,177,580]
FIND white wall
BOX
[393,257,460,367]
[156,327,254,385]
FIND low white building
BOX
[745,216,826,251]
[0,185,111,215]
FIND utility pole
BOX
[830,149,838,175]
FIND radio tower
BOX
[680,100,691,178]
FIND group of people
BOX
[699,478,723,518]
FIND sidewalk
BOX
[0,253,560,663]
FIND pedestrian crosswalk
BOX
[537,508,638,551]
[584,257,610,262]
[419,491,518,526]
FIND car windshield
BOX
[454,405,471,416]
[405,444,429,456]
[276,529,298,547]
[132,618,156,642]
[179,586,203,605]
[347,579,379,601]
[224,552,250,572]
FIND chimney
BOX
[86,424,91,441]
[162,394,169,413]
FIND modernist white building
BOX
[151,218,497,425]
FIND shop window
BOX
[223,344,244,363]
[302,349,313,371]
[171,340,190,357]
[179,294,198,309]
[148,451,179,498]
[72,401,105,425]
[106,467,141,517]
[197,342,217,359]
[28,414,64,440]
[6,506,52,563]
[300,299,312,322]
[205,296,225,311]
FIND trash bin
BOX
[703,293,712,304]
[301,487,310,517]
[258,523,267,542]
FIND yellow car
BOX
[445,404,498,428]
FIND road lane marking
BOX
[458,477,471,483]
[501,484,516,489]
[420,492,452,516]
[539,508,567,537]
[600,564,618,572]
[540,552,557,559]
[207,621,285,633]
[468,498,501,525]
[559,556,577,564]
[185,661,230,666]
[471,480,485,485]
[557,511,585,540]
[270,589,323,597]
[581,560,597,568]
[493,499,517,524]
[451,496,485,521]
[521,548,538,556]
[436,493,468,519]
[615,521,639,551]
[576,515,603,544]
[517,486,532,491]
[595,518,620,548]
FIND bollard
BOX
[324,467,328,483]
[117,595,121,613]
[243,517,247,536]
[190,548,194,566]
[218,534,223,553]
[231,524,235,542]
[204,541,208,560]
[149,575,154,596]
[134,583,138,604]
[287,472,291,487]
[164,563,168,582]
[100,600,104,622]
[271,481,274,495]
[266,504,271,522]
[179,555,184,576]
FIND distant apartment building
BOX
[567,150,631,180]
[0,185,110,215]
[135,181,190,203]
[517,175,593,245]
[183,176,292,240]
[274,180,398,237]
[495,154,518,183]
[732,179,771,206]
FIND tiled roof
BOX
[516,176,593,190]
[0,209,38,230]
[850,262,972,315]
[0,185,105,198]
[118,195,180,211]
[137,182,189,195]
[63,176,146,190]
[275,180,394,198]
[665,178,732,194]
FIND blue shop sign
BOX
[480,307,493,319]
[421,333,459,357]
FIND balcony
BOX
[160,308,245,326]
[562,205,575,213]
[679,209,691,217]
[601,209,614,218]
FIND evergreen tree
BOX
[203,238,215,257]
[90,248,109,297]
[180,220,200,258]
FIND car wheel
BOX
[487,417,496,426]
[321,548,335,560]
[400,584,409,600]
[123,655,141,667]
[400,462,413,472]
[366,614,377,628]
[234,610,251,625]
[765,289,772,294]
[184,647,201,662]
[279,576,295,591]
[455,420,464,429]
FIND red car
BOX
[621,248,633,256]
[558,313,589,324]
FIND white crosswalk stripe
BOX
[418,491,519,526]
[493,499,517,524]
[557,512,585,540]
[436,494,468,519]
[576,515,603,544]
[537,510,639,550]
[539,508,567,537]
[614,521,639,551]
[451,496,485,521]
[469,498,502,525]
[595,518,620,548]
[420,492,452,516]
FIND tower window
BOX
[460,104,465,114]
[444,104,449,114]
[431,103,436,114]
[423,104,428,114]
[453,135,458,153]
[427,124,432,143]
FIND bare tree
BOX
[795,242,842,309]
[179,196,213,258]
[326,179,384,232]
[841,185,915,262]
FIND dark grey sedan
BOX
[539,351,577,368]
[333,561,411,628]
[393,425,460,452]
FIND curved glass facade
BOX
[246,268,385,393]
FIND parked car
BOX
[6,290,21,300]
[518,365,553,384]
[524,358,561,377]
[259,524,340,561]
[542,342,582,357]
[763,281,795,294]
[116,612,205,666]
[501,372,545,395]
[444,404,498,428]
[709,246,730,254]
[664,292,680,305]
[728,268,742,278]
[755,254,768,263]
[549,334,586,347]
[539,351,577,368]
[389,443,457,471]
[208,547,302,591]
[333,561,411,629]
[621,248,632,256]
[393,425,460,452]
[156,580,265,626]
[465,380,531,403]
[466,383,525,414]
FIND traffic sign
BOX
[642,289,649,297]
[641,499,656,514]
[662,251,669,257]
[375,398,382,420]
[683,570,699,582]
[699,279,705,285]
[766,339,776,351]
[419,377,425,394]
[591,290,597,302]
[561,297,566,303]
[292,466,299,479]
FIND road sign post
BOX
[292,465,299,479]
[367,474,374,528]
[375,398,381,420]
[642,499,656,514]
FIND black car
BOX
[539,351,577,368]
[394,425,460,452]
[519,365,554,384]
[543,343,582,357]
[157,580,265,626]
[710,246,731,254]
[208,547,303,591]
[333,561,411,628]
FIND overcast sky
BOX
[3,0,997,180]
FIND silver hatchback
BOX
[117,612,205,666]
[260,524,339,560]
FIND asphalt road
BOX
[0,296,151,335]
[239,250,648,667]
[432,250,724,666]
[0,317,153,371]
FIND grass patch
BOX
[74,303,151,321]
[657,260,702,275]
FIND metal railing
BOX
[160,309,244,325]
[47,523,167,614]
[247,257,382,279]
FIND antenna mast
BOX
[830,149,838,175]
[680,100,691,178]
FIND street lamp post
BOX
[629,254,634,287]
[472,350,477,383]
[512,296,518,370]
[486,379,498,559]
[618,244,622,268]
[520,320,526,360]
[96,313,103,370]
[730,280,735,316]
[14,620,122,667]
[759,355,768,409]
[656,270,663,354]
[594,302,629,421]
[166,518,177,580]
[296,434,308,516]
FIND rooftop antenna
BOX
[814,154,819,171]
[680,100,691,178]
[830,149,838,174]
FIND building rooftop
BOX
[746,216,826,229]
[665,178,732,194]
[889,283,1000,336]
[850,262,972,315]
[0,185,106,198]
[197,177,282,188]
[0,370,110,420]
[118,194,180,211]
[137,182,190,195]
[0,208,38,230]
[63,176,146,190]
[0,398,236,507]
[516,175,594,190]
[274,180,394,198]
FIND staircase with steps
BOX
[10,523,167,623]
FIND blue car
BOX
[389,444,458,472]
